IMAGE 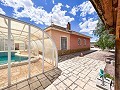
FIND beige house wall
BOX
[46,29,70,50]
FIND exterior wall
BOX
[46,29,90,56]
[70,34,90,50]
[46,30,51,36]
[46,29,70,50]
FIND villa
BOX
[0,0,119,89]
[45,22,91,55]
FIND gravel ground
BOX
[59,48,115,77]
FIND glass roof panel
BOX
[33,31,42,39]
[0,14,58,68]
[30,26,39,34]
[0,27,8,33]
[0,17,8,28]
[11,20,26,31]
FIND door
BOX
[15,43,19,50]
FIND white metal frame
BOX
[42,31,44,73]
[43,31,58,68]
[0,14,58,87]
[8,19,11,86]
[4,38,5,51]
[28,25,31,78]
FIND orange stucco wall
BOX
[46,30,51,35]
[70,34,90,50]
[46,29,90,50]
[46,29,70,50]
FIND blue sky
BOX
[0,0,99,42]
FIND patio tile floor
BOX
[2,56,114,90]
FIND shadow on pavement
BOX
[3,68,62,90]
[59,50,97,62]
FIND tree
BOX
[93,19,115,50]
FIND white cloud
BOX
[0,8,6,15]
[52,0,55,4]
[69,5,79,16]
[79,1,95,17]
[91,36,99,42]
[69,1,97,34]
[65,4,70,8]
[70,1,95,17]
[79,18,98,34]
[0,0,74,27]
[82,17,86,21]
[51,3,74,27]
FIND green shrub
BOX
[58,48,90,56]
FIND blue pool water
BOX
[0,55,28,65]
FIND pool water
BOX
[0,55,28,65]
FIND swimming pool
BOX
[0,51,28,65]
[0,55,28,65]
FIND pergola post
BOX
[42,31,44,73]
[52,46,55,67]
[28,25,31,78]
[115,0,120,89]
[4,38,5,51]
[55,47,58,68]
[8,19,11,86]
[52,42,58,68]
[24,42,25,51]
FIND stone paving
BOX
[3,68,62,90]
[84,50,115,77]
[0,59,53,89]
[46,57,106,90]
[59,49,115,77]
[2,56,108,90]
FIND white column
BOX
[14,42,15,50]
[37,49,39,56]
[55,47,58,68]
[53,43,58,68]
[52,46,55,67]
[24,42,25,51]
[52,42,58,68]
[28,25,31,78]
[42,31,44,73]
[4,38,5,51]
[8,19,11,86]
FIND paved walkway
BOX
[59,49,115,77]
[46,57,106,90]
[3,68,61,90]
[3,56,107,90]
[2,51,115,90]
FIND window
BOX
[61,37,67,50]
[84,39,86,45]
[78,38,81,45]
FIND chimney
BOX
[67,22,71,30]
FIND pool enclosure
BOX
[0,14,58,89]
